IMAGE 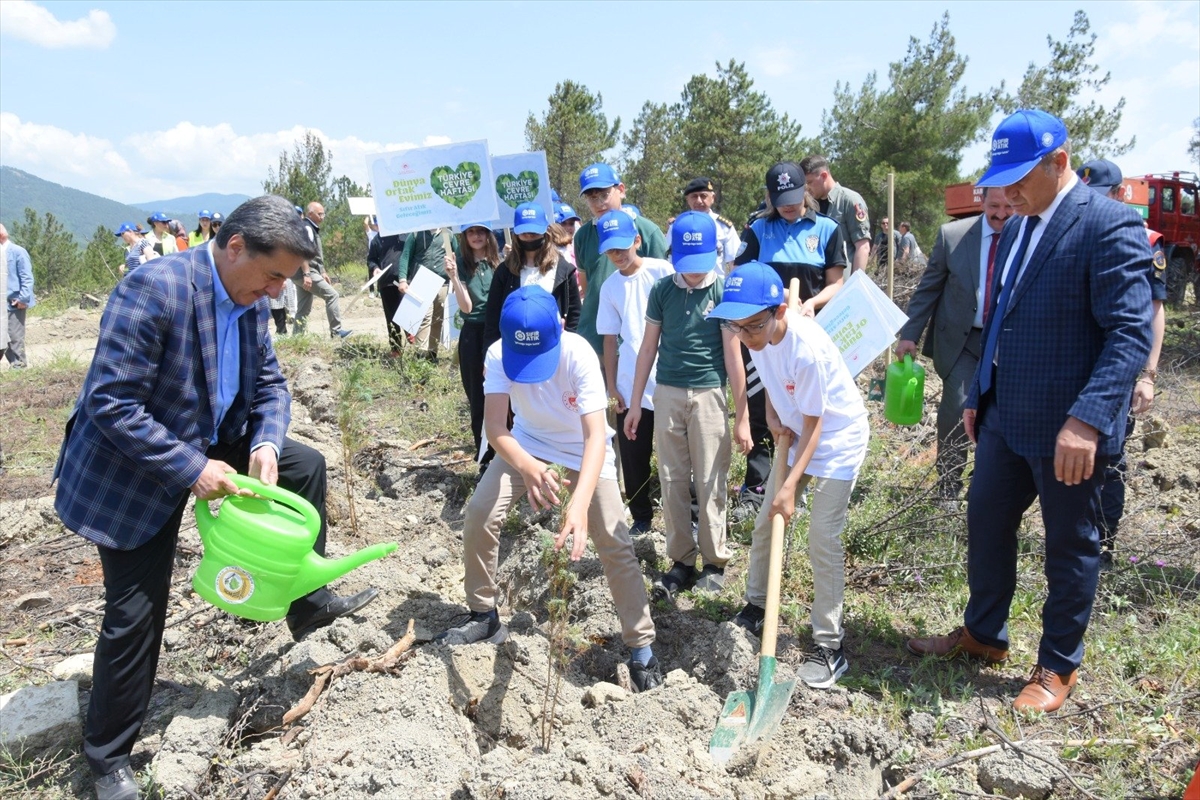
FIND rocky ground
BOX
[1,296,1197,799]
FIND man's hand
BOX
[248,446,279,486]
[302,275,313,291]
[1131,380,1154,415]
[190,460,248,500]
[733,417,753,455]
[12,300,28,310]
[895,340,918,360]
[768,481,799,524]
[1054,416,1098,486]
[963,408,978,445]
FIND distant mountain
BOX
[0,166,152,245]
[133,192,250,218]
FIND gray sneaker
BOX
[797,644,848,689]
[627,657,664,693]
[434,611,508,645]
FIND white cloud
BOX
[751,48,798,78]
[1095,1,1199,61]
[0,0,116,49]
[0,114,450,202]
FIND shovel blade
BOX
[709,690,752,765]
[745,655,797,745]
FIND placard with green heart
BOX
[430,162,482,209]
[495,171,540,208]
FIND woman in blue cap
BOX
[189,210,214,248]
[483,202,580,348]
[452,223,502,471]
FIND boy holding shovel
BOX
[707,261,868,689]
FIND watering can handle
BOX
[225,474,322,538]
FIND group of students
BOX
[431,160,869,692]
[112,209,225,275]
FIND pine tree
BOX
[10,208,81,293]
[524,81,620,206]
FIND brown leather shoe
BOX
[906,626,1009,665]
[1013,664,1077,713]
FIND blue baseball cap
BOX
[211,211,224,222]
[198,209,213,220]
[114,222,139,236]
[621,204,641,218]
[512,202,549,235]
[597,210,637,252]
[1076,159,1122,194]
[500,286,562,383]
[149,211,170,223]
[550,188,562,203]
[579,162,621,194]
[976,109,1069,188]
[554,203,581,224]
[709,261,785,321]
[670,211,718,273]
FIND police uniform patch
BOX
[1153,248,1167,281]
[854,203,866,222]
[805,235,819,253]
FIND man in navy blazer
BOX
[907,111,1152,714]
[54,196,379,800]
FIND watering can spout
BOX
[292,543,398,599]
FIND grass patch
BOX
[0,357,87,498]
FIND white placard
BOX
[368,140,498,236]
[348,197,377,216]
[441,290,463,348]
[816,270,909,377]
[392,266,445,334]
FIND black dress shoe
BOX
[95,765,139,800]
[288,588,380,641]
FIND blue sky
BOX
[1,0,1196,205]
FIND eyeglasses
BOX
[582,187,613,201]
[720,314,773,334]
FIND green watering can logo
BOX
[193,475,397,621]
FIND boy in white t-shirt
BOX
[595,210,674,536]
[707,261,869,689]
[436,286,662,692]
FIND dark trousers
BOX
[935,329,982,498]
[457,320,493,466]
[742,344,773,498]
[1098,412,1136,550]
[963,397,1107,675]
[270,308,288,335]
[380,282,405,352]
[616,408,656,524]
[84,436,331,776]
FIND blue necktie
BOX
[978,215,1040,395]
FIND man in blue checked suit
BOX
[907,111,1152,715]
[53,196,379,800]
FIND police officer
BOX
[801,155,871,274]
[667,177,742,278]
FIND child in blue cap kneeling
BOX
[437,285,661,691]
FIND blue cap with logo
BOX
[211,211,224,222]
[597,210,637,252]
[766,162,806,208]
[1076,159,1122,195]
[198,209,213,220]
[555,203,581,224]
[579,162,621,195]
[114,222,139,236]
[670,211,718,274]
[512,202,549,235]
[500,285,562,383]
[149,211,170,223]
[621,204,641,218]
[551,188,562,204]
[708,261,785,321]
[976,109,1068,188]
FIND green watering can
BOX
[884,354,926,426]
[193,475,397,621]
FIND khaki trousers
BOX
[746,458,855,649]
[414,283,449,355]
[652,384,731,569]
[463,456,655,648]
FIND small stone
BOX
[907,711,936,741]
[163,630,184,650]
[405,515,419,526]
[51,653,95,687]
[0,681,82,756]
[582,682,627,708]
[977,743,1058,799]
[15,592,52,611]
[423,547,451,567]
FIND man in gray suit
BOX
[896,188,1013,501]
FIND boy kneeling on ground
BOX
[708,262,869,689]
[436,285,662,692]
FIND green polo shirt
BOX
[575,214,668,355]
[645,272,726,389]
[456,257,494,325]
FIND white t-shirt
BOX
[484,332,618,480]
[749,310,869,480]
[520,265,556,293]
[594,257,674,411]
